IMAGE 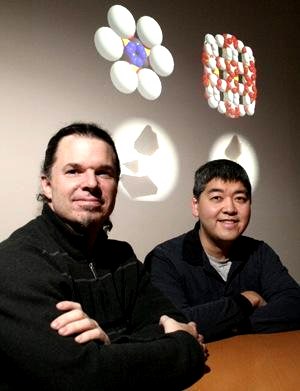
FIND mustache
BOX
[72,188,104,202]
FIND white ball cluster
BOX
[94,5,174,100]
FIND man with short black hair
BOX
[146,159,300,342]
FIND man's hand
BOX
[241,290,267,308]
[159,315,208,359]
[50,301,110,345]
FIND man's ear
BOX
[191,197,200,218]
[40,176,52,201]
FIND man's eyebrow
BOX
[63,163,114,169]
[98,164,115,170]
[206,188,224,193]
[206,188,248,195]
[63,163,81,168]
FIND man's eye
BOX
[211,196,222,201]
[66,169,78,175]
[96,171,114,179]
[235,196,247,203]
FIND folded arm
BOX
[248,244,300,332]
[0,249,205,390]
[145,242,300,341]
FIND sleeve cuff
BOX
[233,293,254,315]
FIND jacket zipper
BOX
[89,262,98,278]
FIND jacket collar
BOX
[41,204,108,261]
[182,221,207,266]
[182,221,246,269]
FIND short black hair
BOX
[193,159,252,200]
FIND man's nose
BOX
[82,171,98,189]
[222,197,237,213]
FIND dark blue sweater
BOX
[145,222,300,342]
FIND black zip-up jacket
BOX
[145,222,300,342]
[0,206,205,390]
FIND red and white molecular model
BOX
[202,33,257,118]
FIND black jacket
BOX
[0,206,205,390]
[145,222,300,342]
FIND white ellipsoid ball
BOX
[209,73,218,87]
[237,40,244,52]
[107,4,136,38]
[215,34,224,48]
[208,57,217,70]
[208,96,218,109]
[204,43,213,56]
[149,45,174,77]
[137,68,162,100]
[218,101,226,113]
[246,101,256,116]
[205,34,216,45]
[94,27,124,61]
[206,85,213,96]
[110,61,138,94]
[136,16,163,48]
[239,104,246,117]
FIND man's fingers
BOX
[55,318,110,344]
[75,328,111,345]
[187,321,198,333]
[51,308,87,330]
[51,300,110,345]
[51,301,84,329]
[197,333,205,343]
[56,301,82,311]
[159,315,170,326]
[55,318,97,336]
